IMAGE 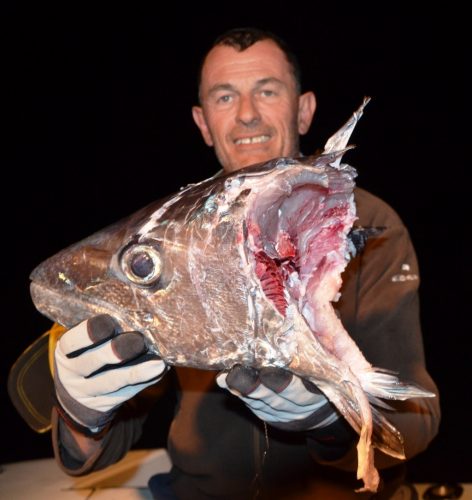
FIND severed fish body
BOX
[29,99,434,492]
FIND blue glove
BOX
[54,314,167,433]
[216,365,339,431]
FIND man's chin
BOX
[228,150,278,172]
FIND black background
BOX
[2,3,469,483]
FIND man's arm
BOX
[51,386,163,475]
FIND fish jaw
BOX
[29,239,118,329]
[30,281,115,328]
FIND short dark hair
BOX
[198,27,302,100]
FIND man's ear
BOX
[192,106,214,146]
[297,92,316,135]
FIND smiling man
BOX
[40,27,440,500]
[192,34,316,171]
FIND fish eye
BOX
[120,244,162,286]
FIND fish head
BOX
[29,203,170,334]
[30,153,357,370]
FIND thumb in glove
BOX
[216,365,338,432]
[55,314,167,433]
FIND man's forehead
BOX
[200,40,294,90]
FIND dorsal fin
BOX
[323,97,371,168]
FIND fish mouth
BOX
[29,281,126,329]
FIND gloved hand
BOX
[216,365,338,431]
[54,314,167,434]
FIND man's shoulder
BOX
[354,186,404,228]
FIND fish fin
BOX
[320,377,405,459]
[367,394,395,411]
[315,378,405,459]
[360,368,436,400]
[298,146,354,169]
[371,406,405,460]
[347,226,386,256]
[322,97,371,166]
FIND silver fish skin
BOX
[29,99,434,493]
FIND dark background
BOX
[3,3,468,484]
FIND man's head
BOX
[192,28,316,173]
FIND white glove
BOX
[216,365,338,431]
[54,314,167,433]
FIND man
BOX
[50,28,440,499]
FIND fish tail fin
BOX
[370,405,405,459]
[360,368,436,401]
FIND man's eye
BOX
[261,90,275,97]
[217,95,233,104]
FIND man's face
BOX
[192,40,316,172]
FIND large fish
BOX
[30,99,434,493]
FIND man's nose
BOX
[236,95,261,126]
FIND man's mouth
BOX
[234,135,270,145]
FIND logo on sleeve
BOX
[391,263,418,283]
